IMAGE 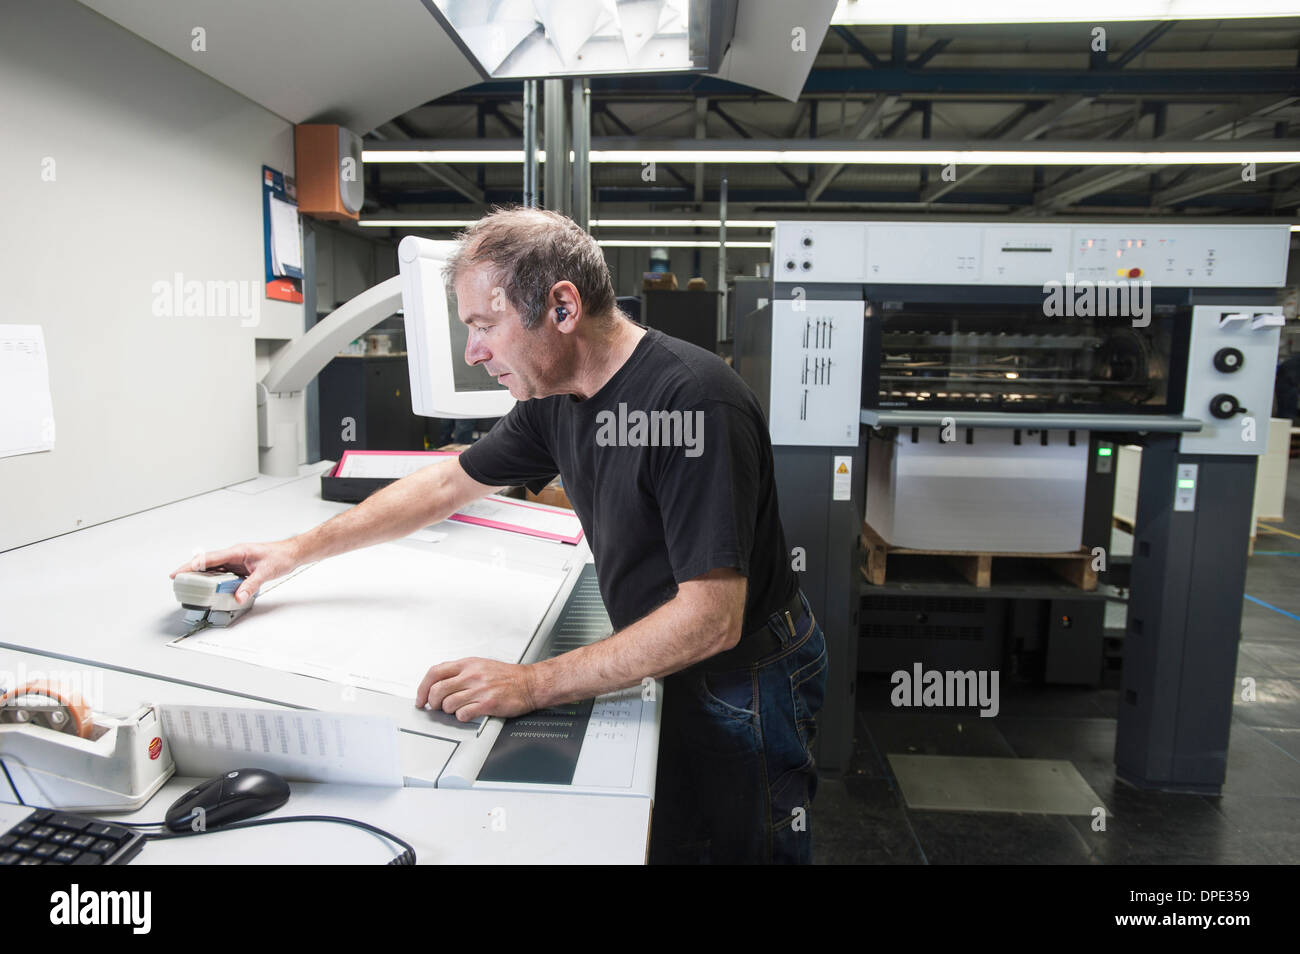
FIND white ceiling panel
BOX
[77,0,483,132]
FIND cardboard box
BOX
[642,272,678,291]
[526,477,573,510]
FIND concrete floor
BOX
[815,452,1300,865]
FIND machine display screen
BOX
[445,287,508,394]
[865,299,1185,415]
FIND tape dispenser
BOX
[0,680,174,813]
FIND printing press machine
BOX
[736,220,1290,794]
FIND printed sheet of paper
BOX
[269,195,303,278]
[169,545,567,698]
[0,325,56,459]
[450,496,584,544]
[159,704,403,787]
[336,450,456,479]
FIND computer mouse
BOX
[165,768,291,833]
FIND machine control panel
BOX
[772,222,1289,287]
[1174,464,1199,512]
[1180,306,1283,456]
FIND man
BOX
[172,207,826,864]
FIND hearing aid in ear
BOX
[555,306,569,322]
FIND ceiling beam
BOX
[369,124,483,205]
[1108,21,1178,70]
[1154,162,1300,206]
[1031,97,1298,210]
[921,94,1096,203]
[806,95,900,202]
[831,25,882,69]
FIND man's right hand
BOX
[169,540,301,605]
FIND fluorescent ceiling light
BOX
[422,0,736,80]
[364,150,530,163]
[590,149,1300,165]
[359,219,477,227]
[831,0,1300,23]
[365,147,1300,166]
[597,239,770,248]
[592,218,777,227]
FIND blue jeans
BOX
[649,591,828,864]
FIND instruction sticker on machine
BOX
[833,456,852,500]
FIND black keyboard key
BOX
[0,835,15,849]
[31,826,54,838]
[13,839,36,853]
[12,822,34,835]
[54,848,80,863]
[89,840,115,855]
[0,852,19,864]
[70,852,101,865]
[18,858,41,865]
[83,823,117,838]
[48,813,92,832]
[49,831,73,845]
[71,835,94,849]
[31,809,53,822]
[32,844,57,858]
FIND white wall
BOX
[0,0,302,550]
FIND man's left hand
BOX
[416,658,540,722]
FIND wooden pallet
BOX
[859,522,1097,590]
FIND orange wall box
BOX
[294,124,364,220]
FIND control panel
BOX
[572,686,644,789]
[771,222,1289,287]
[1180,305,1284,456]
[1174,464,1199,512]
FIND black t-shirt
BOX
[458,326,797,639]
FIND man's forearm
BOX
[292,460,467,564]
[530,595,728,707]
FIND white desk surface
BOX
[116,778,650,865]
[0,470,651,864]
[0,464,589,744]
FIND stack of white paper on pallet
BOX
[866,427,1088,553]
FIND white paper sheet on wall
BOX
[269,195,303,279]
[0,325,56,459]
[168,544,567,699]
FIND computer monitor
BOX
[398,235,517,418]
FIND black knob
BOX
[801,260,812,270]
[785,260,796,270]
[1213,347,1244,373]
[1209,393,1243,419]
[802,236,814,247]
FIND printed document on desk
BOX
[159,704,402,787]
[168,545,567,698]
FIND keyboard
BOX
[0,803,144,865]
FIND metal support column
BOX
[717,173,728,345]
[542,78,570,214]
[522,80,539,208]
[571,79,591,230]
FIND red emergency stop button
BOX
[1127,267,1142,278]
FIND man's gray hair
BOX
[442,206,617,331]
